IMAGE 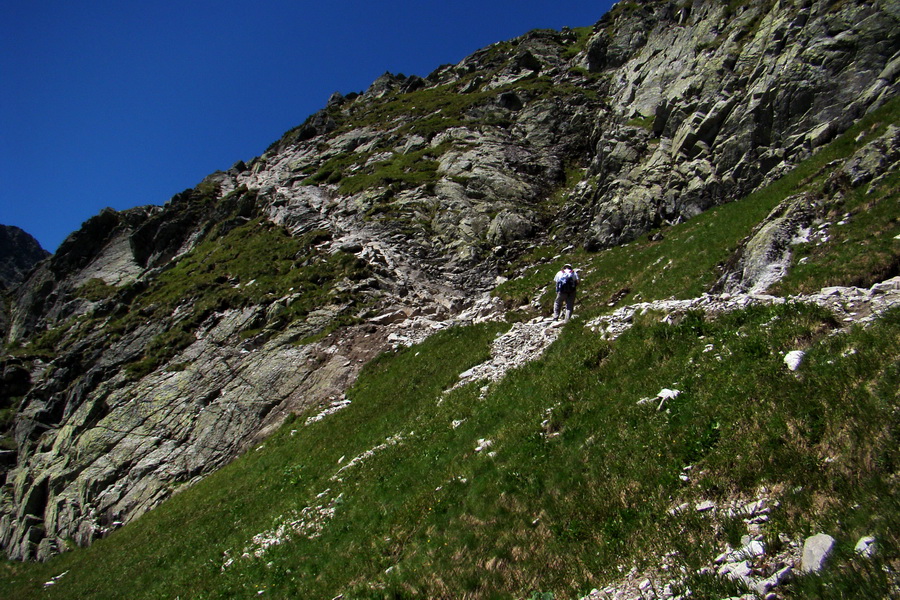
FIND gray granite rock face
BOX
[579,1,899,250]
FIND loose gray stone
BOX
[801,533,836,573]
[854,535,876,558]
[784,350,805,371]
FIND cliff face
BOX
[1,0,898,561]
[577,0,899,247]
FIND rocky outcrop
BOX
[226,1,900,262]
[0,190,481,559]
[0,227,49,455]
[1,0,897,561]
[715,125,900,294]
[0,226,48,291]
[5,207,155,344]
[578,0,900,249]
[4,310,374,560]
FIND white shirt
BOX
[554,268,579,285]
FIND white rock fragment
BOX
[717,540,766,563]
[784,350,805,371]
[458,367,476,380]
[43,571,69,587]
[742,540,766,559]
[668,502,690,516]
[656,388,680,410]
[305,397,352,425]
[475,439,493,452]
[855,535,876,557]
[755,566,793,595]
[801,533,835,573]
[719,559,752,580]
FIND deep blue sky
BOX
[1,1,615,253]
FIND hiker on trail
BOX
[553,263,580,322]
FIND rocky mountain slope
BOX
[1,0,898,565]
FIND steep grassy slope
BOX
[1,99,898,599]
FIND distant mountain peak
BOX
[0,225,49,290]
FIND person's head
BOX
[564,263,572,271]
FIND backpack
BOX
[556,271,577,293]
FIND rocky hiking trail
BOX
[450,277,900,395]
[586,277,900,342]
